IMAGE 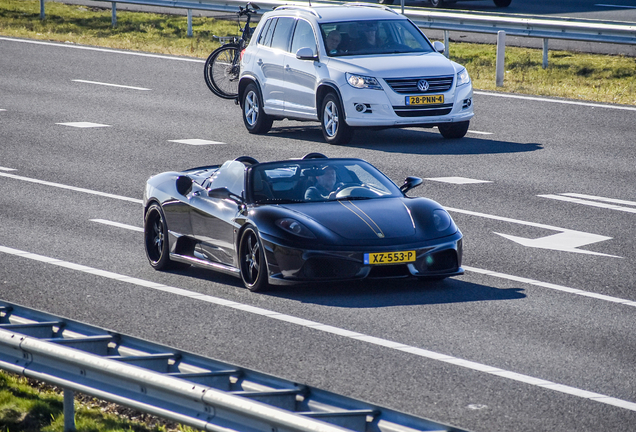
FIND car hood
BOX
[282,198,416,240]
[327,52,456,78]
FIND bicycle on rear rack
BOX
[204,3,260,99]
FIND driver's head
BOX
[316,165,337,190]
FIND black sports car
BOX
[143,153,463,291]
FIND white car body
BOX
[238,4,474,143]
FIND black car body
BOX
[143,154,463,291]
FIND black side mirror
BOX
[400,176,423,194]
[176,175,193,196]
[208,187,244,203]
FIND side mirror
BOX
[433,41,445,54]
[296,47,317,60]
[176,175,193,196]
[208,187,244,203]
[400,176,423,194]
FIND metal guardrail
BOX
[0,301,466,432]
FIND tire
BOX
[242,83,273,134]
[430,0,444,7]
[144,204,189,270]
[438,121,470,139]
[493,0,511,6]
[204,44,240,99]
[321,92,353,145]
[239,227,268,292]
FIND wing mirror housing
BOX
[296,47,318,60]
[433,41,445,54]
[176,175,193,196]
[400,176,423,194]
[208,187,244,203]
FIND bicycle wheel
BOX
[204,44,241,99]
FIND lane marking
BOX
[425,177,492,184]
[73,79,151,91]
[474,91,636,112]
[0,167,17,171]
[0,243,635,412]
[0,37,204,63]
[466,130,493,135]
[168,139,226,145]
[0,172,142,204]
[97,218,636,308]
[539,194,636,214]
[56,122,111,128]
[91,219,144,232]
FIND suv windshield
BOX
[320,20,434,57]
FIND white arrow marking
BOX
[495,230,621,258]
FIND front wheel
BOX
[239,227,269,292]
[493,0,511,6]
[242,83,273,134]
[438,121,470,139]
[204,44,240,99]
[321,92,353,145]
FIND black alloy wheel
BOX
[144,204,189,270]
[239,227,268,292]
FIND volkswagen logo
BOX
[417,79,430,92]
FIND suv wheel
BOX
[321,92,353,145]
[438,121,470,139]
[243,83,273,134]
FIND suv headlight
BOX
[346,73,382,90]
[457,68,470,87]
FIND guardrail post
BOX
[187,9,193,37]
[39,0,45,20]
[496,30,505,87]
[111,2,117,28]
[542,38,549,68]
[63,388,76,431]
[444,30,450,58]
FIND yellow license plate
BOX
[364,251,416,265]
[406,95,444,105]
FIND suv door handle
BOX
[257,59,263,66]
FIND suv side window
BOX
[270,17,295,51]
[290,19,316,54]
[258,18,276,47]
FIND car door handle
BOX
[257,59,263,66]
[284,64,291,71]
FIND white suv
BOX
[238,3,474,144]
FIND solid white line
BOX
[561,193,636,207]
[0,172,142,204]
[467,130,493,135]
[0,243,635,412]
[0,167,17,171]
[539,194,636,214]
[474,91,636,112]
[73,79,151,91]
[0,36,204,62]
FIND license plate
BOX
[406,95,444,105]
[364,251,416,265]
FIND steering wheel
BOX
[334,184,381,199]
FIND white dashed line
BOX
[168,139,226,145]
[426,177,492,184]
[56,122,111,128]
[73,79,151,91]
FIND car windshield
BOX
[249,159,403,204]
[320,19,434,57]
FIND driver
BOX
[305,165,342,201]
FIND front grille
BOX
[393,104,454,117]
[419,250,458,273]
[384,76,454,94]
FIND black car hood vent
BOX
[284,199,415,240]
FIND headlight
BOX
[432,209,452,232]
[457,68,470,87]
[276,218,316,238]
[346,73,382,90]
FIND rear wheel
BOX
[204,44,240,99]
[321,92,353,145]
[438,121,470,139]
[242,83,273,134]
[239,227,268,292]
[144,204,189,270]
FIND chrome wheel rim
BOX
[244,90,259,127]
[323,100,339,137]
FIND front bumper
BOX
[261,233,464,285]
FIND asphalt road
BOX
[1,37,636,432]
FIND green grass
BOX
[1,0,634,105]
[0,370,197,432]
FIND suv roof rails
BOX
[273,5,321,17]
[343,2,398,14]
